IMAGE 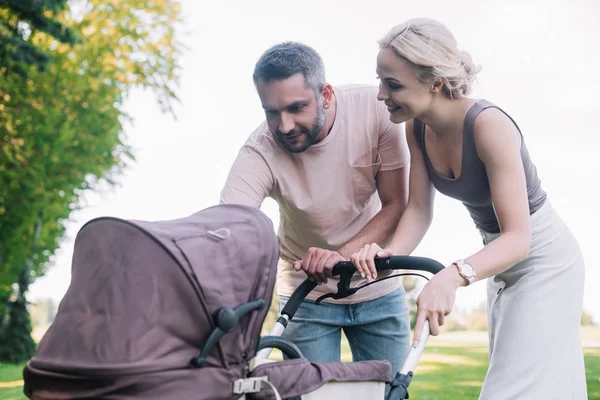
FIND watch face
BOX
[462,263,474,277]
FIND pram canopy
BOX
[24,204,279,400]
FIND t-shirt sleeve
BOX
[219,146,273,207]
[376,100,410,171]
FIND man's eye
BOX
[289,105,304,112]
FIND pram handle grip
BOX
[331,255,444,276]
[281,256,444,319]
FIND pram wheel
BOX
[257,336,304,359]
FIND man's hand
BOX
[293,247,347,284]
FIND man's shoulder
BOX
[334,84,378,98]
[334,84,383,115]
[333,84,388,130]
[242,121,279,154]
[236,121,291,169]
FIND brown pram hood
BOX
[23,204,279,399]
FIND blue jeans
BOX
[278,287,411,378]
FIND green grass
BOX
[3,345,599,399]
[0,363,26,400]
[391,344,489,399]
[341,337,600,399]
[404,345,600,399]
[585,347,600,399]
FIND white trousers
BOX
[479,200,588,399]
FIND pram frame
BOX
[254,256,444,400]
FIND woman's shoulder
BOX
[472,105,522,162]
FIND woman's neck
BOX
[417,96,477,140]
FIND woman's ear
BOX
[431,79,443,93]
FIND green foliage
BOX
[582,310,596,326]
[0,0,184,361]
[0,0,78,75]
[0,297,36,363]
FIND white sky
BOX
[29,0,600,322]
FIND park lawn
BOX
[2,344,599,399]
[0,363,26,400]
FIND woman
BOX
[350,18,587,398]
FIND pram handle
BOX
[257,256,445,397]
[331,255,445,277]
[281,256,444,320]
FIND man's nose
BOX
[279,113,295,134]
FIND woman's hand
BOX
[412,266,465,345]
[350,243,395,280]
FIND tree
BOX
[0,0,78,335]
[0,0,79,75]
[0,0,184,362]
[581,310,596,327]
[0,217,40,362]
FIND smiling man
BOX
[220,42,411,377]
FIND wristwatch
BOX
[453,259,476,286]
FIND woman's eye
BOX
[377,77,403,91]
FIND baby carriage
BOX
[23,204,443,400]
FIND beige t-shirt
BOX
[220,85,409,303]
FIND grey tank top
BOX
[414,99,547,233]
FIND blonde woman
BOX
[351,18,587,398]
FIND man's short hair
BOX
[253,42,326,94]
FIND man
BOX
[220,42,411,375]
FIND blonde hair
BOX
[378,18,481,98]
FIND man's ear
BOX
[321,84,334,109]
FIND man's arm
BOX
[220,146,273,208]
[337,167,409,269]
[297,167,409,283]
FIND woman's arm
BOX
[351,119,436,277]
[412,107,532,342]
[462,108,532,280]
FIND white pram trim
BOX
[233,376,282,400]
